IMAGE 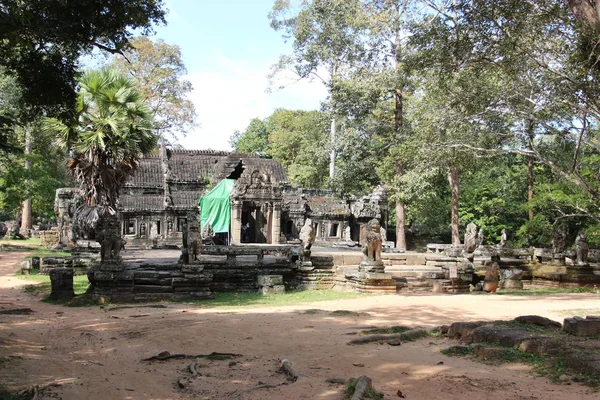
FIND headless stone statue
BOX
[299,218,316,252]
[499,229,508,247]
[188,226,202,261]
[575,231,589,265]
[464,222,478,254]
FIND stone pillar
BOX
[231,200,242,244]
[49,268,74,301]
[266,203,273,244]
[272,204,281,244]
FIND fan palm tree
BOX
[46,68,156,231]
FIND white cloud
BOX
[179,52,328,151]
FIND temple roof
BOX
[124,150,288,188]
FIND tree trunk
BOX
[528,156,534,220]
[329,116,336,181]
[448,166,460,245]
[393,23,407,251]
[20,127,32,231]
[395,160,407,251]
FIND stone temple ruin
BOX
[55,149,388,249]
[45,150,600,301]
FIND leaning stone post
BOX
[231,200,242,244]
[49,268,74,301]
[272,204,281,244]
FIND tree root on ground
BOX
[143,351,242,361]
[347,328,428,345]
[0,308,34,315]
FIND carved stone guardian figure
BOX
[575,231,589,265]
[552,224,568,265]
[96,212,124,264]
[188,226,202,262]
[499,229,508,247]
[362,219,383,262]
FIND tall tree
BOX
[45,69,157,231]
[269,0,368,185]
[110,36,197,142]
[0,0,166,118]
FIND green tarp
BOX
[199,179,234,233]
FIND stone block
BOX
[257,275,284,286]
[564,317,600,336]
[518,337,562,355]
[94,271,114,282]
[514,315,562,328]
[110,294,135,303]
[99,262,124,272]
[113,271,135,281]
[260,285,285,295]
[182,265,206,273]
[49,268,74,301]
[133,285,174,293]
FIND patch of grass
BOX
[330,310,368,317]
[497,287,594,296]
[0,384,28,400]
[493,320,551,334]
[1,237,70,258]
[187,290,372,309]
[344,378,383,400]
[552,308,600,317]
[361,326,410,335]
[442,345,474,356]
[18,270,89,297]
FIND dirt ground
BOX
[1,251,600,400]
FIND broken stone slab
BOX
[518,337,563,355]
[446,321,488,341]
[564,316,600,336]
[513,315,562,328]
[471,325,537,348]
[472,345,511,360]
[257,275,283,286]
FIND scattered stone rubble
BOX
[445,314,600,379]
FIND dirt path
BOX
[1,252,600,400]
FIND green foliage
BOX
[110,36,196,142]
[45,68,157,209]
[459,157,529,244]
[231,109,330,189]
[0,0,166,117]
[515,215,553,248]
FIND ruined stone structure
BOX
[56,150,388,249]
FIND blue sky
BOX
[151,0,327,150]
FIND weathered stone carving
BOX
[362,219,382,262]
[483,258,501,293]
[499,229,508,247]
[552,224,567,254]
[96,213,124,263]
[299,218,316,251]
[576,231,589,265]
[188,226,202,261]
[476,228,484,247]
[343,226,352,241]
[464,222,478,254]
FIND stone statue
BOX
[476,228,484,247]
[575,231,589,265]
[188,226,202,261]
[552,224,567,254]
[299,218,316,251]
[499,229,508,247]
[96,213,124,263]
[139,222,147,238]
[362,218,382,262]
[201,222,214,244]
[482,257,501,293]
[380,226,387,242]
[343,225,351,241]
[464,222,478,254]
